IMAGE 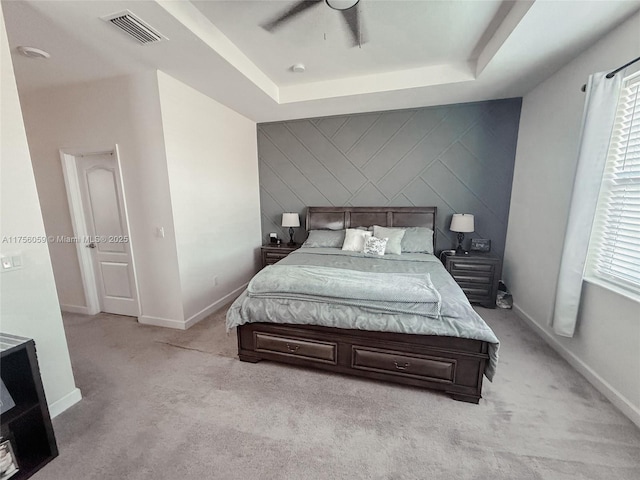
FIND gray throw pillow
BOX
[302,229,345,248]
[372,226,405,255]
[402,227,434,254]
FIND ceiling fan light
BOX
[325,0,359,11]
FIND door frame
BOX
[59,145,141,317]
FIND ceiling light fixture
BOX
[325,0,359,11]
[16,46,50,59]
[292,63,306,73]
[263,0,364,47]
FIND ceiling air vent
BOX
[102,10,167,45]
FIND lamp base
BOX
[455,232,468,255]
[288,227,296,246]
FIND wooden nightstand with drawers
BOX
[443,253,501,308]
[261,244,300,268]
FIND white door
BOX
[76,152,139,316]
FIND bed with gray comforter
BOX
[227,247,499,380]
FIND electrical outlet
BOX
[1,256,12,270]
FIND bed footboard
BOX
[237,322,488,403]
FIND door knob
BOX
[86,242,96,249]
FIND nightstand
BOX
[443,252,501,308]
[261,244,300,268]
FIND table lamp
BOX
[450,214,474,255]
[281,213,300,246]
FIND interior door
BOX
[77,152,139,316]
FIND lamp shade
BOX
[450,214,474,233]
[281,213,300,228]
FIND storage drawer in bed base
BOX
[254,332,337,364]
[237,323,489,404]
[351,346,456,383]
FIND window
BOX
[586,71,640,297]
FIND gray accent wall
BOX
[258,98,522,259]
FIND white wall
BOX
[0,5,80,416]
[20,74,185,324]
[20,70,261,329]
[157,72,261,325]
[504,12,640,426]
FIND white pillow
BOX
[342,229,372,252]
[363,236,388,256]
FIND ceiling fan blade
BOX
[262,0,323,31]
[340,6,365,46]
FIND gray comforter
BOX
[227,248,499,380]
[248,265,442,317]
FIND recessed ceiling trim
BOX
[279,62,476,104]
[476,0,535,76]
[157,0,480,106]
[156,0,280,102]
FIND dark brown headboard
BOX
[306,206,437,251]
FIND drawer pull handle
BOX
[286,343,300,353]
[394,361,410,370]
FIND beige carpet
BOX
[35,305,639,480]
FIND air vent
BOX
[102,10,167,45]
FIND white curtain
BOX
[551,71,624,337]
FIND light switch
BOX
[1,256,13,270]
[156,227,165,238]
[11,255,22,267]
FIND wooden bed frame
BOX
[237,206,490,403]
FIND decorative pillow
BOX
[302,229,345,248]
[372,226,405,255]
[342,229,372,252]
[401,227,435,254]
[363,236,388,256]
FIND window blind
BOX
[587,71,640,296]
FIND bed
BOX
[227,206,499,403]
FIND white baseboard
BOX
[60,304,90,315]
[513,303,640,429]
[49,387,82,418]
[138,283,247,330]
[184,283,248,329]
[138,315,187,330]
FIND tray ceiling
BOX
[3,0,640,122]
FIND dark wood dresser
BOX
[261,244,300,268]
[443,253,501,308]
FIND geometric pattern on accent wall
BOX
[258,98,522,259]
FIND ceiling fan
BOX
[262,0,365,47]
